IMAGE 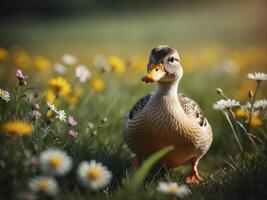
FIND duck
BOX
[123,45,213,184]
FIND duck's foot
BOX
[130,155,142,171]
[185,172,203,184]
[185,160,204,184]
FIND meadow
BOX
[0,1,267,199]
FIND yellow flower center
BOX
[37,180,49,192]
[167,186,178,193]
[48,156,62,169]
[87,167,102,181]
[46,110,53,118]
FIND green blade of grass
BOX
[119,145,174,197]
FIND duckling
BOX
[123,45,213,184]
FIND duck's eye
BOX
[169,57,175,63]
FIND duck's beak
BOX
[142,63,166,83]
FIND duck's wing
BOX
[123,93,152,134]
[128,94,152,120]
[178,93,208,127]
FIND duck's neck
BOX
[153,80,186,114]
[156,80,179,100]
[150,79,194,132]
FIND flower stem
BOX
[247,81,261,132]
[224,111,243,154]
[16,86,21,118]
[230,108,257,147]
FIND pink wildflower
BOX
[68,130,78,138]
[15,69,28,85]
[68,116,77,126]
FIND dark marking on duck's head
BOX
[150,45,176,64]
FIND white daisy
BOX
[213,99,240,110]
[39,149,72,176]
[0,88,10,102]
[54,63,67,74]
[47,101,58,113]
[247,72,267,82]
[75,65,91,83]
[29,176,58,196]
[47,101,67,122]
[157,182,191,198]
[77,160,112,190]
[254,99,267,109]
[56,110,66,122]
[62,54,78,65]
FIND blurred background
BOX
[0,0,266,54]
[0,0,266,160]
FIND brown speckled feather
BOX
[128,94,152,120]
[178,94,208,127]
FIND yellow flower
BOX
[0,47,8,61]
[235,109,262,127]
[250,115,262,127]
[34,55,51,71]
[108,56,125,74]
[90,77,105,93]
[48,77,71,97]
[45,90,57,103]
[235,109,249,118]
[13,50,31,69]
[46,110,53,119]
[2,120,33,136]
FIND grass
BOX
[0,1,267,199]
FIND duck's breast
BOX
[125,100,201,167]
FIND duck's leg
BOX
[185,159,204,184]
[130,154,142,170]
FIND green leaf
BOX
[118,145,174,197]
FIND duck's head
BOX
[142,45,183,83]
